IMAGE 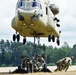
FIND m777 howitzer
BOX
[20,55,45,73]
[12,54,52,73]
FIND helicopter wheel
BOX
[17,34,20,42]
[57,38,60,46]
[48,35,51,42]
[23,38,26,45]
[52,35,55,42]
[13,34,16,42]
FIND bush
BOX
[48,63,55,66]
[8,64,13,67]
[1,64,6,67]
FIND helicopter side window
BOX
[32,1,37,7]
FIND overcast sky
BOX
[0,0,76,47]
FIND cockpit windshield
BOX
[18,0,40,8]
[20,1,32,8]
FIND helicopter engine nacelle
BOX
[49,4,59,15]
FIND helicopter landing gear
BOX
[57,38,60,46]
[13,34,20,42]
[48,35,51,42]
[48,35,55,42]
[13,34,16,42]
[12,32,26,44]
[52,35,55,42]
[23,37,26,45]
[48,34,60,46]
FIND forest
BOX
[0,39,76,67]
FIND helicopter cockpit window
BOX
[18,1,32,8]
[18,1,24,7]
[17,0,41,9]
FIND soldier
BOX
[54,58,66,71]
[64,56,74,71]
[54,56,74,72]
[21,55,33,73]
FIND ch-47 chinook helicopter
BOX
[11,0,61,45]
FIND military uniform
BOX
[55,56,74,71]
[55,58,66,71]
[63,56,74,71]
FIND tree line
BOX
[0,39,76,67]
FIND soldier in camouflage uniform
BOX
[54,56,74,72]
[54,58,66,71]
[63,56,74,71]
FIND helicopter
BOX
[11,0,61,45]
